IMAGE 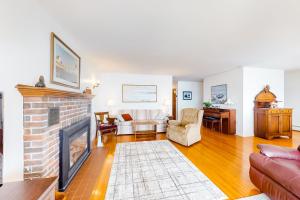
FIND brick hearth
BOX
[17,85,93,180]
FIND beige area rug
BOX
[105,140,227,200]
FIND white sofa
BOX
[116,109,168,135]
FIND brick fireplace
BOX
[17,85,93,180]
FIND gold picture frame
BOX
[50,32,81,89]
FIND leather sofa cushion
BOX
[258,144,300,161]
[121,114,133,121]
[250,153,300,198]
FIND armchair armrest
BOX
[168,120,181,126]
[185,123,197,129]
[258,144,300,161]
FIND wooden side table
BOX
[0,177,58,200]
[132,121,158,140]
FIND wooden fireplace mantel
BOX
[16,84,94,98]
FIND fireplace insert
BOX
[59,118,91,191]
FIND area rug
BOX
[237,194,270,200]
[105,140,227,200]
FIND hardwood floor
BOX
[65,147,108,200]
[88,129,300,200]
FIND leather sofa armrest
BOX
[250,153,300,198]
[168,120,181,126]
[298,145,300,151]
[258,144,300,161]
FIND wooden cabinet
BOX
[254,108,292,139]
[254,85,293,140]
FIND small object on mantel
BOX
[35,75,46,88]
[83,87,92,95]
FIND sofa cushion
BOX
[153,119,166,124]
[135,110,147,120]
[168,125,186,134]
[117,121,132,126]
[116,114,125,122]
[250,153,300,198]
[167,126,187,144]
[119,110,135,119]
[121,114,133,121]
[258,144,300,161]
[148,109,160,119]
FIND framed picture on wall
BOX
[183,91,192,100]
[50,32,81,89]
[122,84,157,103]
[211,84,227,104]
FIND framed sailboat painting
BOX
[50,32,81,89]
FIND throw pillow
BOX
[116,114,124,122]
[121,113,133,121]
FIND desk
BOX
[203,108,236,134]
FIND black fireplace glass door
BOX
[69,131,88,168]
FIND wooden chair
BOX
[94,112,118,140]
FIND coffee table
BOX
[132,120,158,140]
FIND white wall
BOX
[0,0,96,182]
[177,81,203,119]
[92,73,172,127]
[285,70,300,131]
[0,95,2,129]
[242,67,284,136]
[203,67,285,137]
[203,68,244,135]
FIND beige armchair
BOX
[167,108,204,146]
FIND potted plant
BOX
[203,101,212,108]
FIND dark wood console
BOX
[203,108,236,134]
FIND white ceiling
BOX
[39,0,300,80]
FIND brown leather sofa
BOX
[249,144,300,200]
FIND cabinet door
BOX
[282,114,292,133]
[268,114,280,135]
